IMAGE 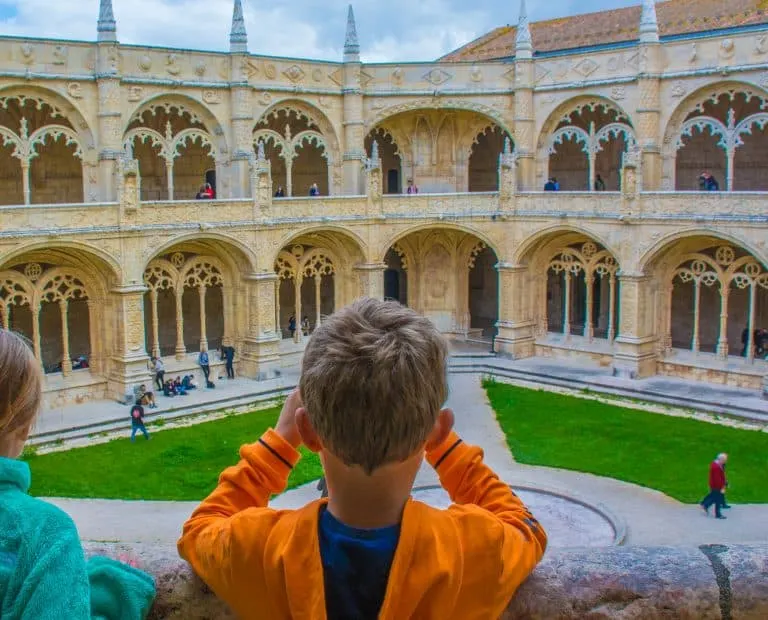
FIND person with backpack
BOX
[199,349,211,384]
[130,403,150,442]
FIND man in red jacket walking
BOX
[700,453,728,519]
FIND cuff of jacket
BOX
[426,432,467,471]
[243,429,301,474]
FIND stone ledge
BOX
[83,542,768,619]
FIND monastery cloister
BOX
[0,0,767,408]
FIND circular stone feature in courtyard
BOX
[411,485,619,548]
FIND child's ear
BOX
[296,408,323,453]
[425,408,454,452]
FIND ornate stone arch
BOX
[365,99,513,136]
[536,96,634,190]
[513,224,620,266]
[272,226,368,269]
[125,93,228,154]
[378,222,501,264]
[0,85,97,152]
[661,81,768,190]
[141,233,258,276]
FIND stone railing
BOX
[84,542,768,619]
[2,190,768,238]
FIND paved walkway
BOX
[46,374,768,548]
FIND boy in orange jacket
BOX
[178,298,547,619]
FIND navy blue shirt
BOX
[318,506,400,620]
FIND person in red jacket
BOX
[700,453,728,519]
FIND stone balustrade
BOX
[83,542,768,619]
[2,191,768,238]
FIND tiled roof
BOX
[441,0,768,62]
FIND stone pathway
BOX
[45,374,768,548]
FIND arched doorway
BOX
[382,228,498,341]
[468,126,513,192]
[365,128,401,194]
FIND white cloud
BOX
[0,0,643,62]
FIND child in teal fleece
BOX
[0,329,156,619]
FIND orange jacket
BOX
[178,429,547,619]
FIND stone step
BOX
[28,384,297,448]
[448,361,768,425]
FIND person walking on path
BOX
[198,349,211,384]
[130,403,150,442]
[222,345,236,379]
[700,453,728,519]
[151,357,165,392]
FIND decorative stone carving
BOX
[138,55,152,72]
[423,68,452,86]
[283,64,306,83]
[755,35,768,56]
[67,83,84,99]
[166,54,182,75]
[202,90,222,105]
[24,263,42,281]
[52,45,68,66]
[20,43,35,65]
[470,67,483,83]
[264,63,277,80]
[502,67,516,83]
[572,58,598,78]
[392,68,404,86]
[689,43,698,64]
[671,82,687,98]
[312,68,323,83]
[194,61,207,77]
[719,39,736,60]
[610,86,626,101]
[606,56,620,72]
[127,86,143,102]
[257,92,273,106]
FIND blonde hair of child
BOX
[0,329,43,437]
[299,298,448,474]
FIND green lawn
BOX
[24,407,323,501]
[484,381,768,504]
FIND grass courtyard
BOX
[24,406,323,501]
[485,381,768,504]
[23,383,768,504]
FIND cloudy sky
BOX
[0,0,640,62]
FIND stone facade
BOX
[1,0,767,407]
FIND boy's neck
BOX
[323,452,422,530]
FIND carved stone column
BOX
[107,285,152,401]
[198,286,208,353]
[636,45,663,190]
[96,43,123,202]
[175,290,186,360]
[149,289,161,359]
[240,273,280,380]
[230,56,255,199]
[354,263,387,301]
[612,274,658,379]
[342,8,365,196]
[60,300,72,376]
[495,263,536,359]
[513,62,535,190]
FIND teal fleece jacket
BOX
[0,457,156,619]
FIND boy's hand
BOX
[275,389,303,448]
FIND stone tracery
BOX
[143,255,226,359]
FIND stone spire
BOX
[230,0,248,53]
[97,0,117,43]
[639,0,659,44]
[344,4,360,61]
[515,0,532,60]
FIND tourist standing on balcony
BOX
[275,186,285,198]
[700,453,728,519]
[0,329,156,618]
[199,348,211,385]
[204,183,215,199]
[594,175,606,191]
[222,344,236,380]
[407,179,419,194]
[544,178,556,191]
[151,357,165,392]
[310,183,320,197]
[195,184,208,200]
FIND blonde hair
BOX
[300,298,448,474]
[0,329,43,437]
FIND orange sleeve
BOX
[426,432,547,598]
[177,429,300,604]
